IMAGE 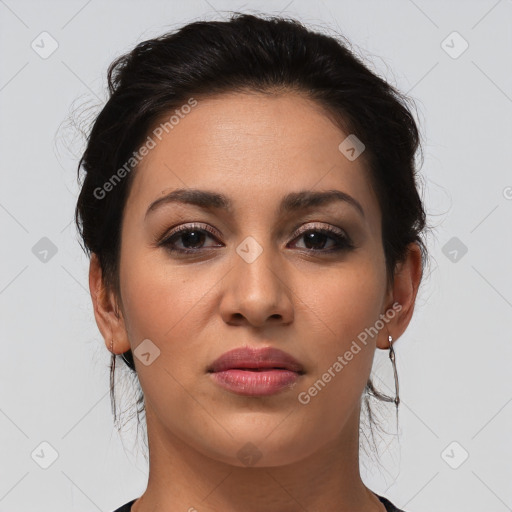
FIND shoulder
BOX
[375,493,407,512]
[111,498,137,512]
[113,495,405,512]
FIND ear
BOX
[89,253,131,355]
[377,242,423,349]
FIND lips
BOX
[208,346,305,374]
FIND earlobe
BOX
[88,253,131,354]
[377,242,423,349]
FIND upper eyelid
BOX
[164,222,220,239]
[290,222,346,236]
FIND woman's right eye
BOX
[160,224,223,254]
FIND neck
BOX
[131,403,385,512]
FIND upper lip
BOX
[208,346,305,374]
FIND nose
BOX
[219,243,294,328]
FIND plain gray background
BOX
[1,1,511,511]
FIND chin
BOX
[202,431,314,468]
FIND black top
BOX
[112,493,405,511]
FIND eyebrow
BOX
[145,188,365,219]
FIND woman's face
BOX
[108,91,402,466]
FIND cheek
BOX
[292,258,386,396]
[298,257,386,343]
[117,249,210,416]
[119,226,193,332]
[118,244,219,375]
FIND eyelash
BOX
[158,222,355,255]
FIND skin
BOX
[89,91,422,512]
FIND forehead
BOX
[125,91,380,225]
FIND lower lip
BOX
[209,369,302,396]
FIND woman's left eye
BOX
[289,227,354,252]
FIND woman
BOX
[75,12,427,512]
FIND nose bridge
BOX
[236,234,281,297]
[220,234,293,326]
